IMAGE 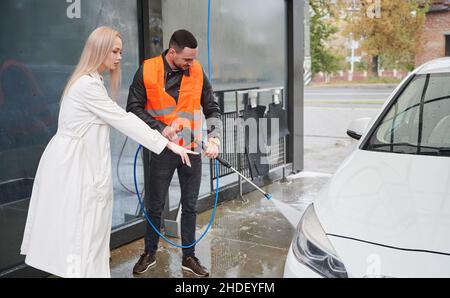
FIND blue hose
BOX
[132,0,217,249]
[133,145,219,249]
[207,0,212,80]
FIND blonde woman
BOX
[20,27,197,278]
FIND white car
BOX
[284,58,450,278]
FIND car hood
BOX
[315,149,450,256]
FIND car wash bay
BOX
[0,0,304,278]
[109,136,361,278]
[108,84,391,277]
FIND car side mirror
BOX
[347,118,372,140]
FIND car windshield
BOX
[364,73,450,157]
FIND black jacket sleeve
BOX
[126,66,167,134]
[201,72,223,140]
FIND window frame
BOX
[360,74,416,151]
[361,72,450,156]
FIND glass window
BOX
[162,0,287,91]
[161,0,287,206]
[364,73,450,156]
[0,0,141,274]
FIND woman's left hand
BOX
[166,142,199,167]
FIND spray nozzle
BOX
[272,89,281,105]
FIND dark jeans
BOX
[144,148,202,257]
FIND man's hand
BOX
[162,126,179,142]
[204,138,220,159]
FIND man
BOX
[126,29,221,277]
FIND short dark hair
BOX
[169,29,198,52]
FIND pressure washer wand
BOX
[192,135,272,200]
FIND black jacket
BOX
[126,52,222,140]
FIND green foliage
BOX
[355,60,369,72]
[310,0,343,75]
[341,0,430,72]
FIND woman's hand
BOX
[166,142,199,167]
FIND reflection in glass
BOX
[366,73,450,156]
[0,0,140,273]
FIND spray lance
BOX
[191,133,272,201]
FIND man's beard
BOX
[174,61,187,71]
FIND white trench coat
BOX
[20,72,168,278]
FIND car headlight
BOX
[292,204,348,278]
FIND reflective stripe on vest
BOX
[143,56,203,148]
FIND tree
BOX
[310,0,343,77]
[341,0,429,76]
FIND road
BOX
[304,85,397,138]
[305,86,395,108]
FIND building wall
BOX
[416,11,450,67]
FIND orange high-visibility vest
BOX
[143,56,203,148]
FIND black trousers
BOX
[144,148,202,257]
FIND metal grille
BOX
[209,86,288,195]
[210,113,286,180]
[269,137,286,170]
[209,111,247,180]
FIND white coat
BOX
[20,72,168,278]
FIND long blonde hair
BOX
[62,26,121,101]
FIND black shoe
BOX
[133,252,156,274]
[182,256,209,277]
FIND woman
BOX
[20,27,196,278]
